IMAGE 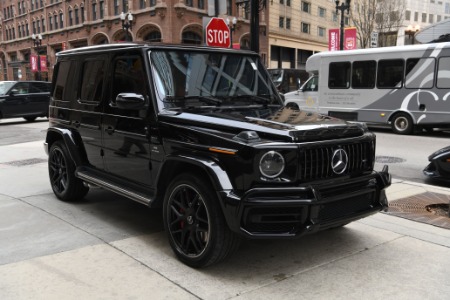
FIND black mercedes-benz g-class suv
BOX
[45,43,391,268]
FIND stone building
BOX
[0,0,268,81]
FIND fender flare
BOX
[45,127,87,166]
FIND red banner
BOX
[40,55,47,72]
[328,29,340,51]
[344,27,357,50]
[30,55,38,72]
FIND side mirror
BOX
[115,93,145,110]
[9,89,18,96]
[297,78,302,89]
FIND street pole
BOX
[250,0,259,53]
[32,33,42,81]
[335,0,351,51]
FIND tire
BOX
[163,174,241,268]
[48,141,89,201]
[391,113,414,135]
[24,116,37,122]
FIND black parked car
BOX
[44,43,391,268]
[0,81,51,122]
[424,146,450,182]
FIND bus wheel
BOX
[392,113,414,135]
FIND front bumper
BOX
[221,166,391,238]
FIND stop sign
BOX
[205,17,230,48]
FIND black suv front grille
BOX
[300,142,373,181]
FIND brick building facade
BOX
[0,0,268,82]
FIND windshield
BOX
[267,69,283,83]
[0,82,15,94]
[150,50,281,109]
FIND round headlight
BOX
[259,151,285,178]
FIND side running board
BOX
[76,167,154,206]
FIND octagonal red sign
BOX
[205,17,230,48]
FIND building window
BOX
[429,14,434,23]
[422,13,427,22]
[287,0,290,6]
[446,3,450,14]
[437,15,442,22]
[414,12,418,22]
[54,15,59,30]
[186,0,193,7]
[37,20,41,33]
[75,8,80,24]
[302,1,311,13]
[145,31,162,42]
[182,31,201,44]
[301,22,310,34]
[100,1,104,19]
[114,0,120,15]
[139,0,146,9]
[318,26,325,37]
[69,10,73,26]
[405,10,411,21]
[279,17,284,28]
[49,16,53,31]
[42,18,45,32]
[82,6,85,22]
[286,18,291,29]
[280,0,284,4]
[319,7,326,18]
[33,21,36,34]
[332,12,338,22]
[150,0,156,6]
[92,3,97,20]
[198,0,204,9]
[60,12,64,28]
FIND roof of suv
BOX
[56,42,257,57]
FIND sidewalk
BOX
[0,141,450,300]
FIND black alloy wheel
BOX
[163,174,240,268]
[48,141,88,201]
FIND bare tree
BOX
[351,0,377,49]
[350,0,405,48]
[375,0,406,47]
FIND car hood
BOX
[160,106,366,143]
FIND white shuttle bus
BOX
[284,43,450,134]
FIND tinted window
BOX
[329,62,350,88]
[405,58,435,89]
[12,82,30,94]
[437,57,450,89]
[352,60,376,89]
[377,59,404,88]
[53,61,71,101]
[80,59,105,103]
[30,82,50,93]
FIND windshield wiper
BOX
[164,95,222,106]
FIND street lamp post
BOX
[227,17,237,48]
[120,12,133,42]
[335,0,351,51]
[405,25,420,45]
[32,33,43,81]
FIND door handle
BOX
[105,126,115,134]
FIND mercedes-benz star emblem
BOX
[331,149,348,175]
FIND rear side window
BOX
[53,61,71,101]
[437,57,450,89]
[405,58,435,89]
[377,59,404,88]
[80,59,105,103]
[329,62,350,88]
[352,60,376,89]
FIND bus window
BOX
[352,60,376,89]
[377,59,404,88]
[405,58,435,89]
[437,57,450,89]
[329,62,350,89]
